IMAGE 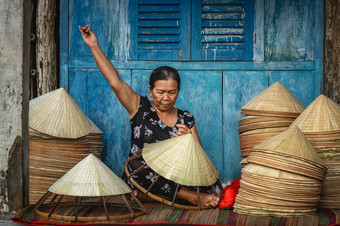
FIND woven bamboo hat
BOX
[241,82,305,117]
[29,88,92,139]
[290,94,340,133]
[142,134,218,186]
[253,126,326,168]
[49,154,132,196]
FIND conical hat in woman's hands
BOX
[290,94,340,133]
[49,154,132,196]
[253,126,325,167]
[242,82,305,114]
[142,134,218,186]
[29,88,91,138]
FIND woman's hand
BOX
[79,25,98,49]
[173,124,191,137]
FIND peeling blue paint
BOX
[60,0,323,182]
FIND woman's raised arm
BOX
[79,25,139,117]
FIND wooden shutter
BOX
[129,0,190,61]
[192,0,254,60]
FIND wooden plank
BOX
[139,0,180,4]
[69,69,88,115]
[254,0,264,61]
[264,0,315,61]
[138,27,180,35]
[87,69,132,176]
[202,5,244,12]
[201,35,244,43]
[201,28,244,35]
[60,0,69,90]
[138,35,180,43]
[138,43,180,50]
[175,70,223,182]
[202,20,244,28]
[223,71,268,181]
[138,20,180,28]
[314,0,324,96]
[138,5,180,12]
[269,71,315,108]
[69,0,111,65]
[138,12,180,20]
[68,60,316,71]
[202,12,244,20]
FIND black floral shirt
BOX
[129,95,195,156]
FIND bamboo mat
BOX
[12,202,340,226]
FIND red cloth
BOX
[218,178,241,209]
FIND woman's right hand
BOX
[79,25,98,49]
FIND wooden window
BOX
[129,0,254,61]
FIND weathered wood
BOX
[36,0,57,95]
[323,0,340,104]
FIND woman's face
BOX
[149,79,179,112]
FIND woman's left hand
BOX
[173,124,191,137]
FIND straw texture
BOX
[29,88,91,138]
[142,134,218,186]
[49,154,132,196]
[241,81,305,115]
[291,94,340,133]
[253,126,325,167]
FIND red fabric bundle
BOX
[218,178,241,209]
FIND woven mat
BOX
[11,202,340,226]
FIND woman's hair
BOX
[149,66,181,91]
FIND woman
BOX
[79,25,220,207]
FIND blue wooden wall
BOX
[60,0,324,183]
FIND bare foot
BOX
[197,193,220,207]
[177,187,220,207]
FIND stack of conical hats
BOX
[29,88,104,204]
[234,126,327,216]
[239,82,305,158]
[35,154,146,221]
[290,94,340,208]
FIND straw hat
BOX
[253,126,326,168]
[49,154,132,196]
[241,81,305,116]
[29,88,92,139]
[290,94,340,133]
[142,134,218,186]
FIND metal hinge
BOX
[254,32,257,45]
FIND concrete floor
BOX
[0,215,21,226]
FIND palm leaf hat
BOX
[34,154,146,221]
[124,134,223,210]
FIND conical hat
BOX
[142,134,218,186]
[253,126,325,166]
[290,94,340,133]
[242,163,316,181]
[29,88,91,139]
[88,118,103,134]
[48,154,132,196]
[242,81,305,113]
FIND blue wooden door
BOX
[60,0,324,182]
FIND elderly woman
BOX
[79,25,220,207]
